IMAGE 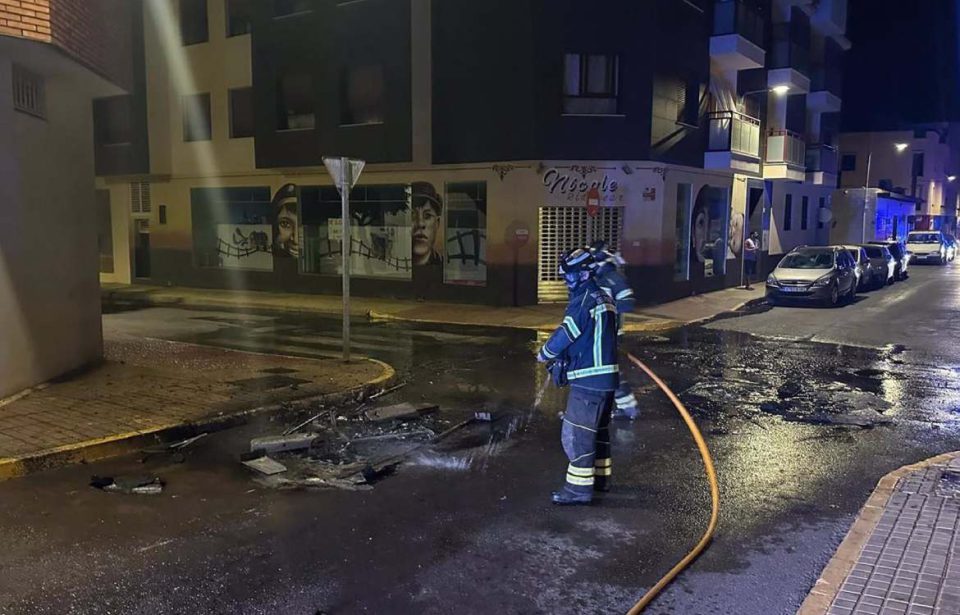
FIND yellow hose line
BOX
[625,353,720,615]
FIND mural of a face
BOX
[411,182,443,266]
[271,183,300,258]
[692,209,707,263]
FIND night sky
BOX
[842,0,960,130]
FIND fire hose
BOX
[625,353,720,615]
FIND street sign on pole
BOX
[323,156,365,362]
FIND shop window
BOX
[191,187,274,270]
[277,72,315,130]
[783,194,793,231]
[274,0,312,18]
[183,93,212,142]
[299,184,412,279]
[674,183,692,281]
[181,0,208,46]
[444,182,487,286]
[229,87,254,138]
[341,65,385,126]
[226,0,252,37]
[563,53,620,115]
[801,196,809,230]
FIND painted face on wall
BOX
[275,205,299,258]
[410,182,443,267]
[692,210,707,263]
[729,212,744,257]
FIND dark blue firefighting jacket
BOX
[537,278,619,391]
[595,260,635,334]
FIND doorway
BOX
[133,218,151,279]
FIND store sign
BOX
[542,167,625,206]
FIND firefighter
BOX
[537,248,619,505]
[590,242,639,420]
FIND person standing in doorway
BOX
[744,231,760,288]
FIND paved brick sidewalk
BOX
[800,454,960,615]
[102,283,764,332]
[0,338,393,479]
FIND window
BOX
[341,65,385,126]
[192,187,274,270]
[841,154,856,171]
[818,196,825,229]
[94,96,133,145]
[801,196,809,230]
[226,0,252,37]
[97,190,114,274]
[183,93,212,141]
[130,182,151,214]
[277,73,315,130]
[444,182,487,286]
[181,0,208,46]
[229,87,254,138]
[299,184,412,279]
[563,53,620,115]
[677,79,700,127]
[274,0,312,18]
[11,64,45,119]
[784,194,793,231]
[159,204,168,225]
[912,152,925,177]
[674,184,692,281]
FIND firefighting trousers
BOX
[560,386,614,496]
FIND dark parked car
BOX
[767,246,859,307]
[869,240,910,280]
[860,244,896,288]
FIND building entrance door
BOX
[133,219,151,279]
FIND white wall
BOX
[768,182,833,255]
[0,57,103,398]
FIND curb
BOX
[0,360,397,483]
[796,450,960,615]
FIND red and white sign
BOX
[586,187,601,217]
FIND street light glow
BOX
[771,85,790,96]
[949,175,957,182]
[894,143,909,152]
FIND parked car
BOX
[860,244,896,287]
[869,240,910,280]
[906,230,949,265]
[766,246,858,307]
[944,234,957,262]
[839,245,872,290]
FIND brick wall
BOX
[0,0,133,90]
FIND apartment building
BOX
[0,0,133,398]
[96,0,849,306]
[837,127,958,236]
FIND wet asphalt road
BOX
[2,265,960,615]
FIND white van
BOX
[906,231,948,265]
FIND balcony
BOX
[764,129,807,181]
[810,0,848,40]
[704,111,762,175]
[808,66,842,112]
[806,143,839,186]
[768,24,812,94]
[710,0,765,72]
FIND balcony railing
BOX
[766,129,806,167]
[806,143,839,174]
[713,0,765,48]
[708,111,761,158]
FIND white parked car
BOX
[906,230,949,265]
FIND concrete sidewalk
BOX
[102,283,765,333]
[0,338,394,481]
[799,452,960,615]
